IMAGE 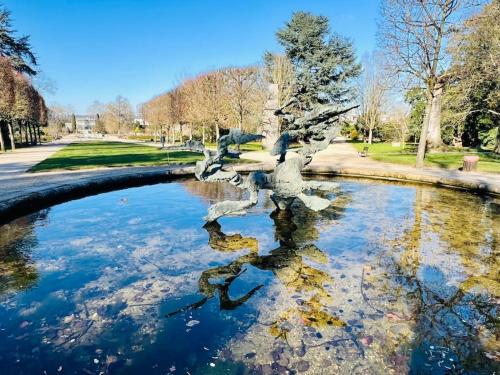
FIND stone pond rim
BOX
[0,163,499,225]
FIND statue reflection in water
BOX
[166,197,347,332]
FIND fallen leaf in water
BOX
[106,355,118,365]
[360,336,373,346]
[484,351,500,361]
[186,320,200,327]
[386,312,404,321]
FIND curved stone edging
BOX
[0,166,195,225]
[231,163,500,196]
[1,163,498,225]
[303,165,500,196]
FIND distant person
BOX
[160,135,165,149]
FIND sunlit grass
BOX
[350,141,500,173]
[205,141,264,152]
[30,141,254,172]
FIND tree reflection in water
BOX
[175,181,499,373]
[0,211,46,296]
[364,187,499,373]
[1,180,498,374]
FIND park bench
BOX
[358,146,369,157]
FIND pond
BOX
[0,178,498,375]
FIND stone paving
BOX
[241,141,500,195]
[0,137,73,178]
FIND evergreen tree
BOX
[71,113,76,133]
[0,6,37,76]
[405,89,426,144]
[276,12,360,110]
[94,113,105,134]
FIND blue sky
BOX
[5,0,380,113]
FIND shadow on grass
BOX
[30,150,204,172]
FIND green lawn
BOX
[127,135,155,141]
[205,141,264,152]
[30,141,254,172]
[351,142,500,173]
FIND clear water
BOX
[0,178,498,375]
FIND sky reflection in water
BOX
[0,178,498,375]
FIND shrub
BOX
[350,129,359,140]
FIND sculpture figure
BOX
[164,139,206,153]
[194,100,357,221]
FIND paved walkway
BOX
[0,137,74,178]
[241,140,500,194]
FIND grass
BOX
[205,141,264,152]
[30,141,255,172]
[351,141,500,173]
[127,135,155,141]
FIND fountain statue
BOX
[194,99,357,221]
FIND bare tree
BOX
[198,71,230,141]
[143,65,266,145]
[169,87,187,143]
[358,52,388,144]
[223,66,264,131]
[102,96,134,135]
[47,104,71,139]
[385,105,410,147]
[263,53,295,110]
[378,0,476,167]
[0,57,15,151]
[183,76,206,142]
[141,98,161,142]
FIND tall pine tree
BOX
[0,6,37,76]
[276,12,360,111]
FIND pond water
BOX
[0,178,498,375]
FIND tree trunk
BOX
[189,124,193,140]
[416,96,432,168]
[33,124,39,145]
[215,123,220,140]
[32,123,38,145]
[0,122,5,152]
[179,124,183,143]
[494,126,500,154]
[427,83,443,149]
[37,125,42,144]
[202,124,206,144]
[368,127,373,144]
[27,123,33,144]
[17,121,22,144]
[24,122,29,146]
[7,121,15,150]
